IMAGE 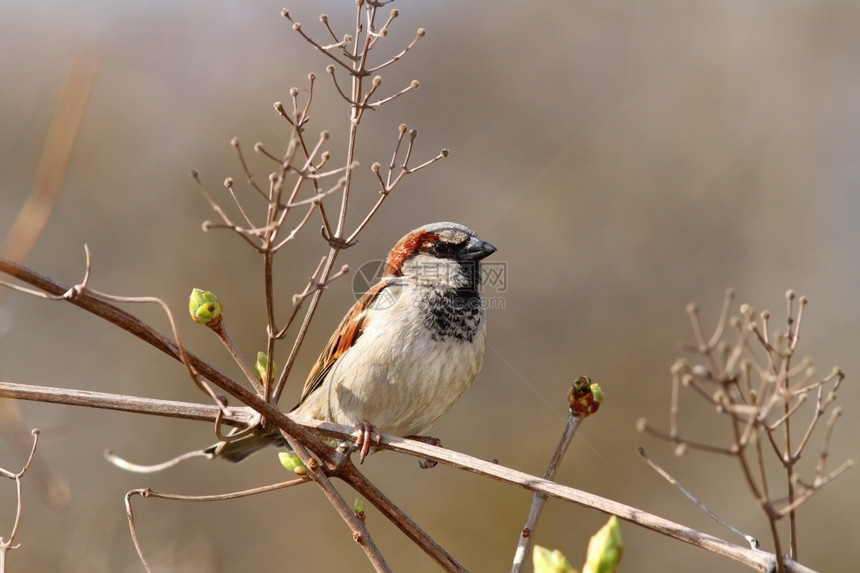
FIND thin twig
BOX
[638,447,760,549]
[230,138,268,199]
[207,318,265,395]
[511,409,583,573]
[282,434,392,573]
[125,477,310,571]
[0,429,40,571]
[366,27,425,73]
[341,463,467,572]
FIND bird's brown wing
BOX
[295,280,391,408]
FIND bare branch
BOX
[318,13,341,44]
[341,462,467,572]
[0,381,254,427]
[223,176,256,229]
[366,27,425,73]
[367,79,420,108]
[326,64,355,105]
[639,447,760,549]
[207,318,265,394]
[0,429,41,568]
[283,12,354,73]
[230,137,269,199]
[281,434,392,573]
[511,398,585,573]
[647,291,850,570]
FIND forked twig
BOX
[125,477,310,571]
[0,429,40,571]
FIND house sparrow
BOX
[210,222,496,463]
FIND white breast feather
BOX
[292,284,486,437]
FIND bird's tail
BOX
[204,431,287,463]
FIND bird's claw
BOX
[356,420,381,464]
[418,458,437,470]
[406,435,441,469]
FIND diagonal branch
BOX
[341,463,467,572]
[0,257,325,455]
[511,404,584,573]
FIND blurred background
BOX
[2,1,859,571]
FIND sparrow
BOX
[209,221,496,464]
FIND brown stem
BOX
[0,370,789,573]
[0,258,325,457]
[340,463,467,572]
[284,436,392,573]
[0,381,253,427]
[511,410,582,573]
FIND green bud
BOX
[189,288,222,325]
[255,352,278,385]
[532,545,575,573]
[353,498,366,522]
[590,383,604,405]
[583,516,623,573]
[278,452,307,476]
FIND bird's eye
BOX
[428,241,459,257]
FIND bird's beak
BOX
[461,237,497,261]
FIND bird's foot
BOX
[405,435,442,469]
[355,420,381,464]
